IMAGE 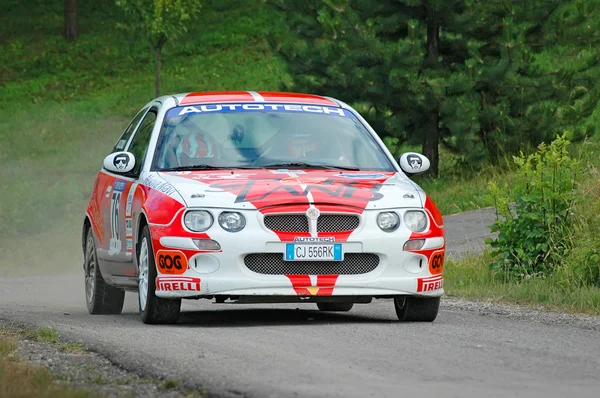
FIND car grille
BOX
[244,253,379,275]
[264,215,309,232]
[263,214,360,233]
[317,215,360,232]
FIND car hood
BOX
[155,170,424,211]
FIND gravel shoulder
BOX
[1,320,208,398]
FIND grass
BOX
[445,251,600,315]
[60,342,87,354]
[417,167,514,215]
[0,334,96,398]
[22,328,60,345]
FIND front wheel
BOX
[394,296,440,322]
[316,302,354,312]
[84,228,125,315]
[138,225,181,324]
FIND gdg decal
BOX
[429,250,445,275]
[156,250,188,275]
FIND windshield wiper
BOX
[160,165,231,172]
[259,162,361,171]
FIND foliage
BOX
[563,162,600,286]
[487,134,582,279]
[115,0,202,95]
[115,0,201,49]
[444,251,600,314]
[272,0,600,176]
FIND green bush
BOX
[487,134,582,279]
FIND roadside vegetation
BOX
[445,135,600,312]
[445,252,600,315]
[0,331,94,398]
[0,326,207,397]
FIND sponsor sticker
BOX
[417,275,443,292]
[156,250,188,275]
[429,250,445,275]
[113,180,127,193]
[166,104,350,118]
[125,183,137,216]
[293,237,335,243]
[156,276,200,292]
[125,218,133,237]
[109,238,121,255]
[143,174,177,196]
[105,185,112,198]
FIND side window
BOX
[128,110,158,175]
[112,107,148,153]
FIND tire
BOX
[394,296,440,322]
[84,228,125,315]
[138,225,181,324]
[316,302,354,312]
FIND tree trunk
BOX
[423,18,440,177]
[64,0,78,41]
[155,46,162,97]
[423,111,440,177]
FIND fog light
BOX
[403,239,425,251]
[192,239,221,251]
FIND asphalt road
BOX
[1,208,599,398]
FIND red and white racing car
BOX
[82,91,445,324]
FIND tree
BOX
[116,0,202,97]
[273,0,600,176]
[272,0,486,176]
[64,0,78,41]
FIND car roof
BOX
[171,91,341,107]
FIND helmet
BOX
[176,131,217,166]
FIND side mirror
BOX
[103,152,136,174]
[398,152,430,175]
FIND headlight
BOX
[184,210,213,232]
[377,212,400,232]
[403,211,427,232]
[218,212,246,232]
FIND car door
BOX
[92,106,147,257]
[96,107,157,282]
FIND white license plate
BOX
[285,244,342,261]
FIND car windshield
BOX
[151,103,395,171]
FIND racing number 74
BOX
[109,191,122,254]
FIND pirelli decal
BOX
[417,275,443,292]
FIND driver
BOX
[165,116,219,167]
[286,131,319,160]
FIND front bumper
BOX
[149,208,445,300]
